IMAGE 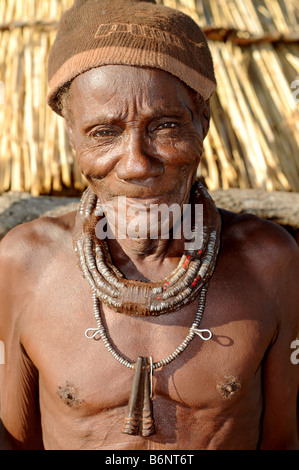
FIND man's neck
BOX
[106,235,184,283]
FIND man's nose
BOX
[116,132,164,183]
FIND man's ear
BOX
[65,119,75,150]
[201,99,211,140]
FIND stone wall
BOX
[0,189,298,245]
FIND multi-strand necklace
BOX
[73,181,221,437]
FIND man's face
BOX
[66,65,204,230]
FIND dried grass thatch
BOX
[0,0,298,196]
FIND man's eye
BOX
[157,122,178,130]
[92,129,115,137]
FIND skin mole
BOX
[217,376,241,400]
[57,382,83,408]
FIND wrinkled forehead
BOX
[69,64,197,115]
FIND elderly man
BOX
[0,0,298,451]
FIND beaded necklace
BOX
[73,181,221,437]
[73,181,221,316]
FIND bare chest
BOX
[19,254,275,449]
[22,294,269,449]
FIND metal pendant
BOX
[122,357,155,437]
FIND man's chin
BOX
[124,195,165,208]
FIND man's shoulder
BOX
[220,209,299,312]
[0,211,77,274]
[220,208,298,257]
[220,209,299,324]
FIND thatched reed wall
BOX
[0,0,298,196]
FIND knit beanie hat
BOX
[47,0,216,116]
